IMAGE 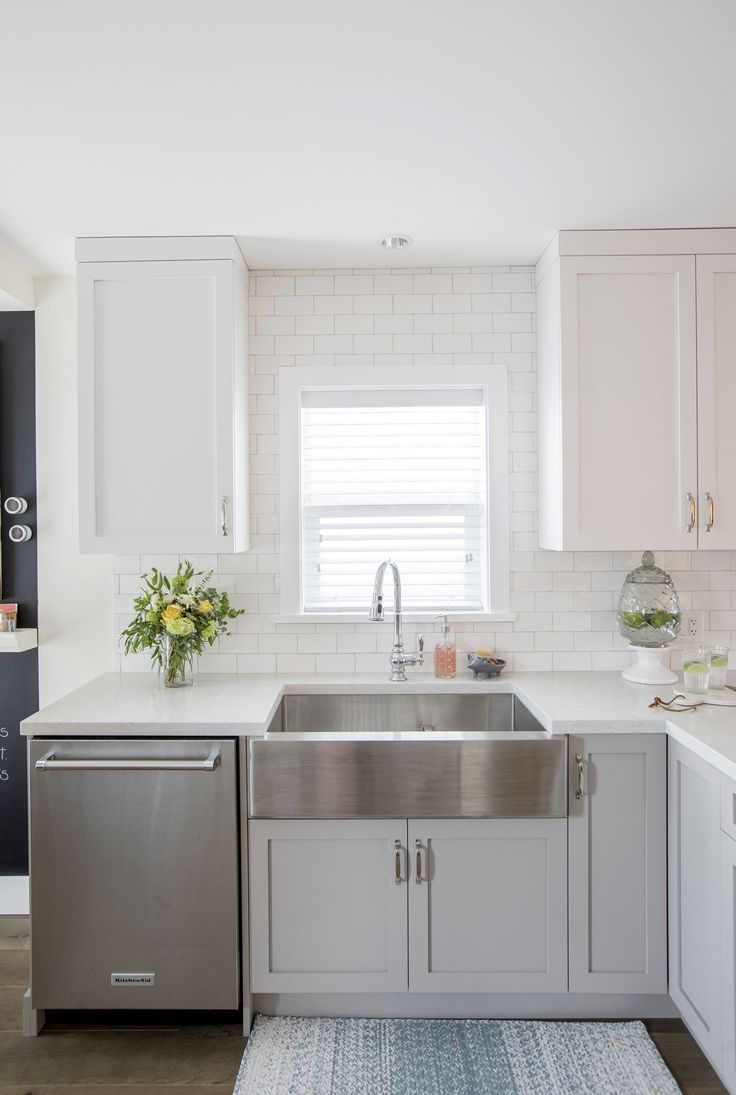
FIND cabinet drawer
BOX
[721,773,736,842]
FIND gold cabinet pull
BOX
[394,839,402,885]
[575,752,585,800]
[705,492,715,532]
[686,493,696,533]
[415,838,424,884]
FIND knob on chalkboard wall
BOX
[8,525,32,543]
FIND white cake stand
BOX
[622,644,677,685]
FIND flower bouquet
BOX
[121,561,244,687]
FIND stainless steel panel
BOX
[278,692,527,734]
[30,738,239,1011]
[249,736,567,818]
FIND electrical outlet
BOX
[684,611,704,642]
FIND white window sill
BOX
[277,613,515,625]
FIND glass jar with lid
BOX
[618,551,681,684]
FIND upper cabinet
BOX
[76,237,249,554]
[696,255,736,548]
[536,229,736,551]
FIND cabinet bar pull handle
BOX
[221,496,230,537]
[394,839,402,885]
[686,493,696,533]
[415,838,424,884]
[575,752,585,799]
[705,492,714,532]
[35,745,221,772]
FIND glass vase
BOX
[162,633,193,688]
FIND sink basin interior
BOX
[265,692,543,735]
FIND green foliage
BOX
[121,560,244,681]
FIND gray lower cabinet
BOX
[248,819,408,994]
[668,739,722,1070]
[408,818,567,993]
[568,734,667,994]
[248,817,568,995]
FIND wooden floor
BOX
[0,916,726,1094]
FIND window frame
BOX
[279,365,510,620]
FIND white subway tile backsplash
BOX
[553,651,592,672]
[393,294,432,314]
[313,295,352,314]
[113,266,735,678]
[453,274,494,293]
[334,274,373,295]
[433,293,470,313]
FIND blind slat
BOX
[300,394,488,612]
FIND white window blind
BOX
[299,387,489,613]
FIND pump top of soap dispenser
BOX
[434,613,450,638]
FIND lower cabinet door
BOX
[721,831,736,1092]
[249,819,409,993]
[568,734,667,993]
[668,741,722,1069]
[408,818,567,993]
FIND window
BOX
[280,367,509,617]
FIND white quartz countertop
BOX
[21,669,736,780]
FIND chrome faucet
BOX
[369,559,424,682]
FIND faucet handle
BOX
[417,634,424,660]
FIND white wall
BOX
[0,230,34,311]
[107,265,736,676]
[35,276,112,704]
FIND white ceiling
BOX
[1,0,735,273]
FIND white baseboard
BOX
[0,876,29,915]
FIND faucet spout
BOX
[369,559,422,682]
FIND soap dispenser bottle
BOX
[433,614,457,679]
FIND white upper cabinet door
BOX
[408,818,567,994]
[537,254,697,550]
[696,255,736,548]
[668,740,722,1071]
[248,819,409,994]
[77,242,248,554]
[568,735,667,994]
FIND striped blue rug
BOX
[234,1016,680,1094]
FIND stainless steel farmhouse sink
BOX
[248,693,567,820]
[263,692,544,735]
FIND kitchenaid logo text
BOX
[110,973,155,986]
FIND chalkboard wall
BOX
[0,312,38,875]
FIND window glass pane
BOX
[300,389,488,613]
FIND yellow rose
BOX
[161,604,182,623]
[197,599,212,615]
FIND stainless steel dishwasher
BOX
[29,738,239,1011]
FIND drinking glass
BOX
[709,644,729,689]
[683,646,711,694]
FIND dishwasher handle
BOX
[35,744,221,772]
